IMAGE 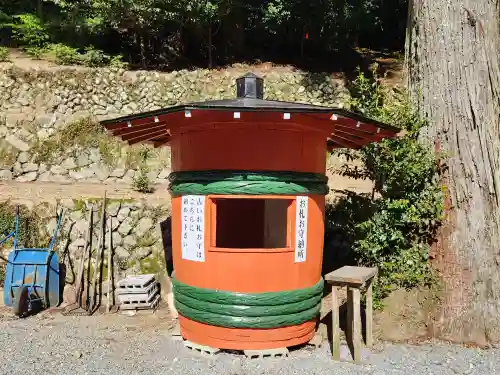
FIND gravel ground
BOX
[0,309,499,375]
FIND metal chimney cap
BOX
[236,73,264,99]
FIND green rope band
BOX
[172,274,324,328]
[168,170,329,196]
[175,301,321,329]
[175,292,322,317]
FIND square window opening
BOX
[214,198,291,249]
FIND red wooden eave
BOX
[101,108,399,150]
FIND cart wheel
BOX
[13,286,29,318]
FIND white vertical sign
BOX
[295,196,308,263]
[181,195,205,262]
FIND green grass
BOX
[32,117,168,170]
[0,47,10,62]
[32,117,120,166]
[0,147,17,168]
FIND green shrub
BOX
[0,202,49,285]
[47,43,81,65]
[0,47,9,62]
[8,14,49,47]
[0,203,46,249]
[81,48,129,68]
[25,46,44,59]
[132,146,154,193]
[328,65,444,306]
[43,44,125,68]
[109,54,129,69]
[81,46,109,67]
[133,170,154,193]
[32,117,119,165]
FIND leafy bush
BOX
[81,46,109,67]
[41,43,126,68]
[133,172,154,193]
[132,147,154,193]
[32,117,119,165]
[329,65,444,306]
[0,203,46,249]
[47,43,80,65]
[25,46,44,59]
[109,54,129,69]
[80,50,129,68]
[0,203,48,285]
[0,47,9,62]
[8,14,49,47]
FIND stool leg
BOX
[352,288,361,362]
[346,287,353,349]
[366,281,373,348]
[331,286,340,360]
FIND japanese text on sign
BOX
[295,196,308,263]
[181,195,205,262]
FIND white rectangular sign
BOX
[295,196,308,263]
[181,195,205,262]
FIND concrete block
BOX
[171,321,183,341]
[184,340,220,356]
[117,274,156,291]
[119,293,160,310]
[244,347,289,359]
[117,282,158,302]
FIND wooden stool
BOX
[325,266,377,363]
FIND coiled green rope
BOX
[175,301,321,329]
[175,292,322,317]
[169,170,327,328]
[172,274,324,328]
[168,170,329,196]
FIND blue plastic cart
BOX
[1,207,64,317]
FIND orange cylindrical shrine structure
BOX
[170,123,328,349]
[102,73,399,351]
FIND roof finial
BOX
[236,73,264,99]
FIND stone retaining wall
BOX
[0,64,356,286]
[0,198,170,282]
[0,66,349,185]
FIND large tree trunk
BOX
[405,0,500,345]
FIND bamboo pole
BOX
[90,192,106,311]
[75,209,93,307]
[106,216,113,313]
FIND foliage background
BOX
[0,0,408,70]
[0,0,445,308]
[0,203,48,285]
[325,66,444,306]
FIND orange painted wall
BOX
[170,122,328,349]
[172,194,325,292]
[170,124,327,173]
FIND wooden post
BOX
[347,287,353,349]
[331,286,340,360]
[75,209,92,307]
[366,280,373,348]
[90,192,106,311]
[325,266,378,363]
[352,288,361,362]
[106,216,113,313]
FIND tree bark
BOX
[37,0,43,21]
[208,23,213,69]
[405,0,500,345]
